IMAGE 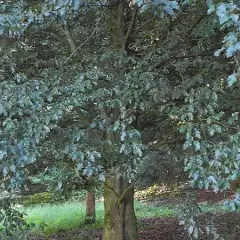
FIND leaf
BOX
[208,176,217,184]
[0,104,5,116]
[76,162,83,170]
[230,14,239,23]
[226,46,236,58]
[120,144,125,153]
[84,167,93,177]
[170,1,179,10]
[193,228,199,239]
[183,141,189,150]
[212,92,218,101]
[214,149,221,160]
[227,73,237,86]
[2,167,8,177]
[193,141,200,151]
[179,126,186,133]
[0,25,4,35]
[99,173,105,182]
[206,225,210,234]
[164,6,174,15]
[47,95,53,103]
[57,181,63,190]
[0,145,7,159]
[9,165,16,173]
[193,128,201,139]
[225,32,237,44]
[89,153,95,162]
[59,7,66,17]
[235,42,240,50]
[208,127,215,136]
[72,0,81,11]
[135,0,144,7]
[179,220,185,225]
[214,48,224,57]
[188,225,194,235]
[216,4,226,18]
[120,131,127,141]
[71,152,78,161]
[225,166,230,174]
[79,152,84,161]
[134,145,143,157]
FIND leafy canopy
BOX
[0,0,240,207]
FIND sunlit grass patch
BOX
[21,200,175,235]
[18,199,229,236]
[135,201,175,218]
[199,203,228,213]
[22,201,104,235]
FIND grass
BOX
[19,200,174,236]
[135,201,175,218]
[16,199,229,237]
[199,203,228,213]
[20,201,104,235]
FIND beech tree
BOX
[1,0,240,239]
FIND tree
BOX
[1,1,240,239]
[85,189,96,224]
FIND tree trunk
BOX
[103,174,138,240]
[85,190,96,224]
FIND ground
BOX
[139,213,240,240]
[30,213,240,240]
[29,190,240,240]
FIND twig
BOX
[132,16,156,38]
[64,13,103,64]
[147,137,185,151]
[124,4,138,45]
[200,119,207,141]
[63,23,77,53]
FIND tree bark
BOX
[103,174,138,240]
[85,190,96,224]
[102,1,139,239]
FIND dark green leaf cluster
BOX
[0,200,32,240]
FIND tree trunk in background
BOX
[103,174,138,240]
[85,175,96,224]
[63,25,97,225]
[85,190,96,224]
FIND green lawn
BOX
[21,201,103,235]
[19,200,174,235]
[16,200,228,236]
